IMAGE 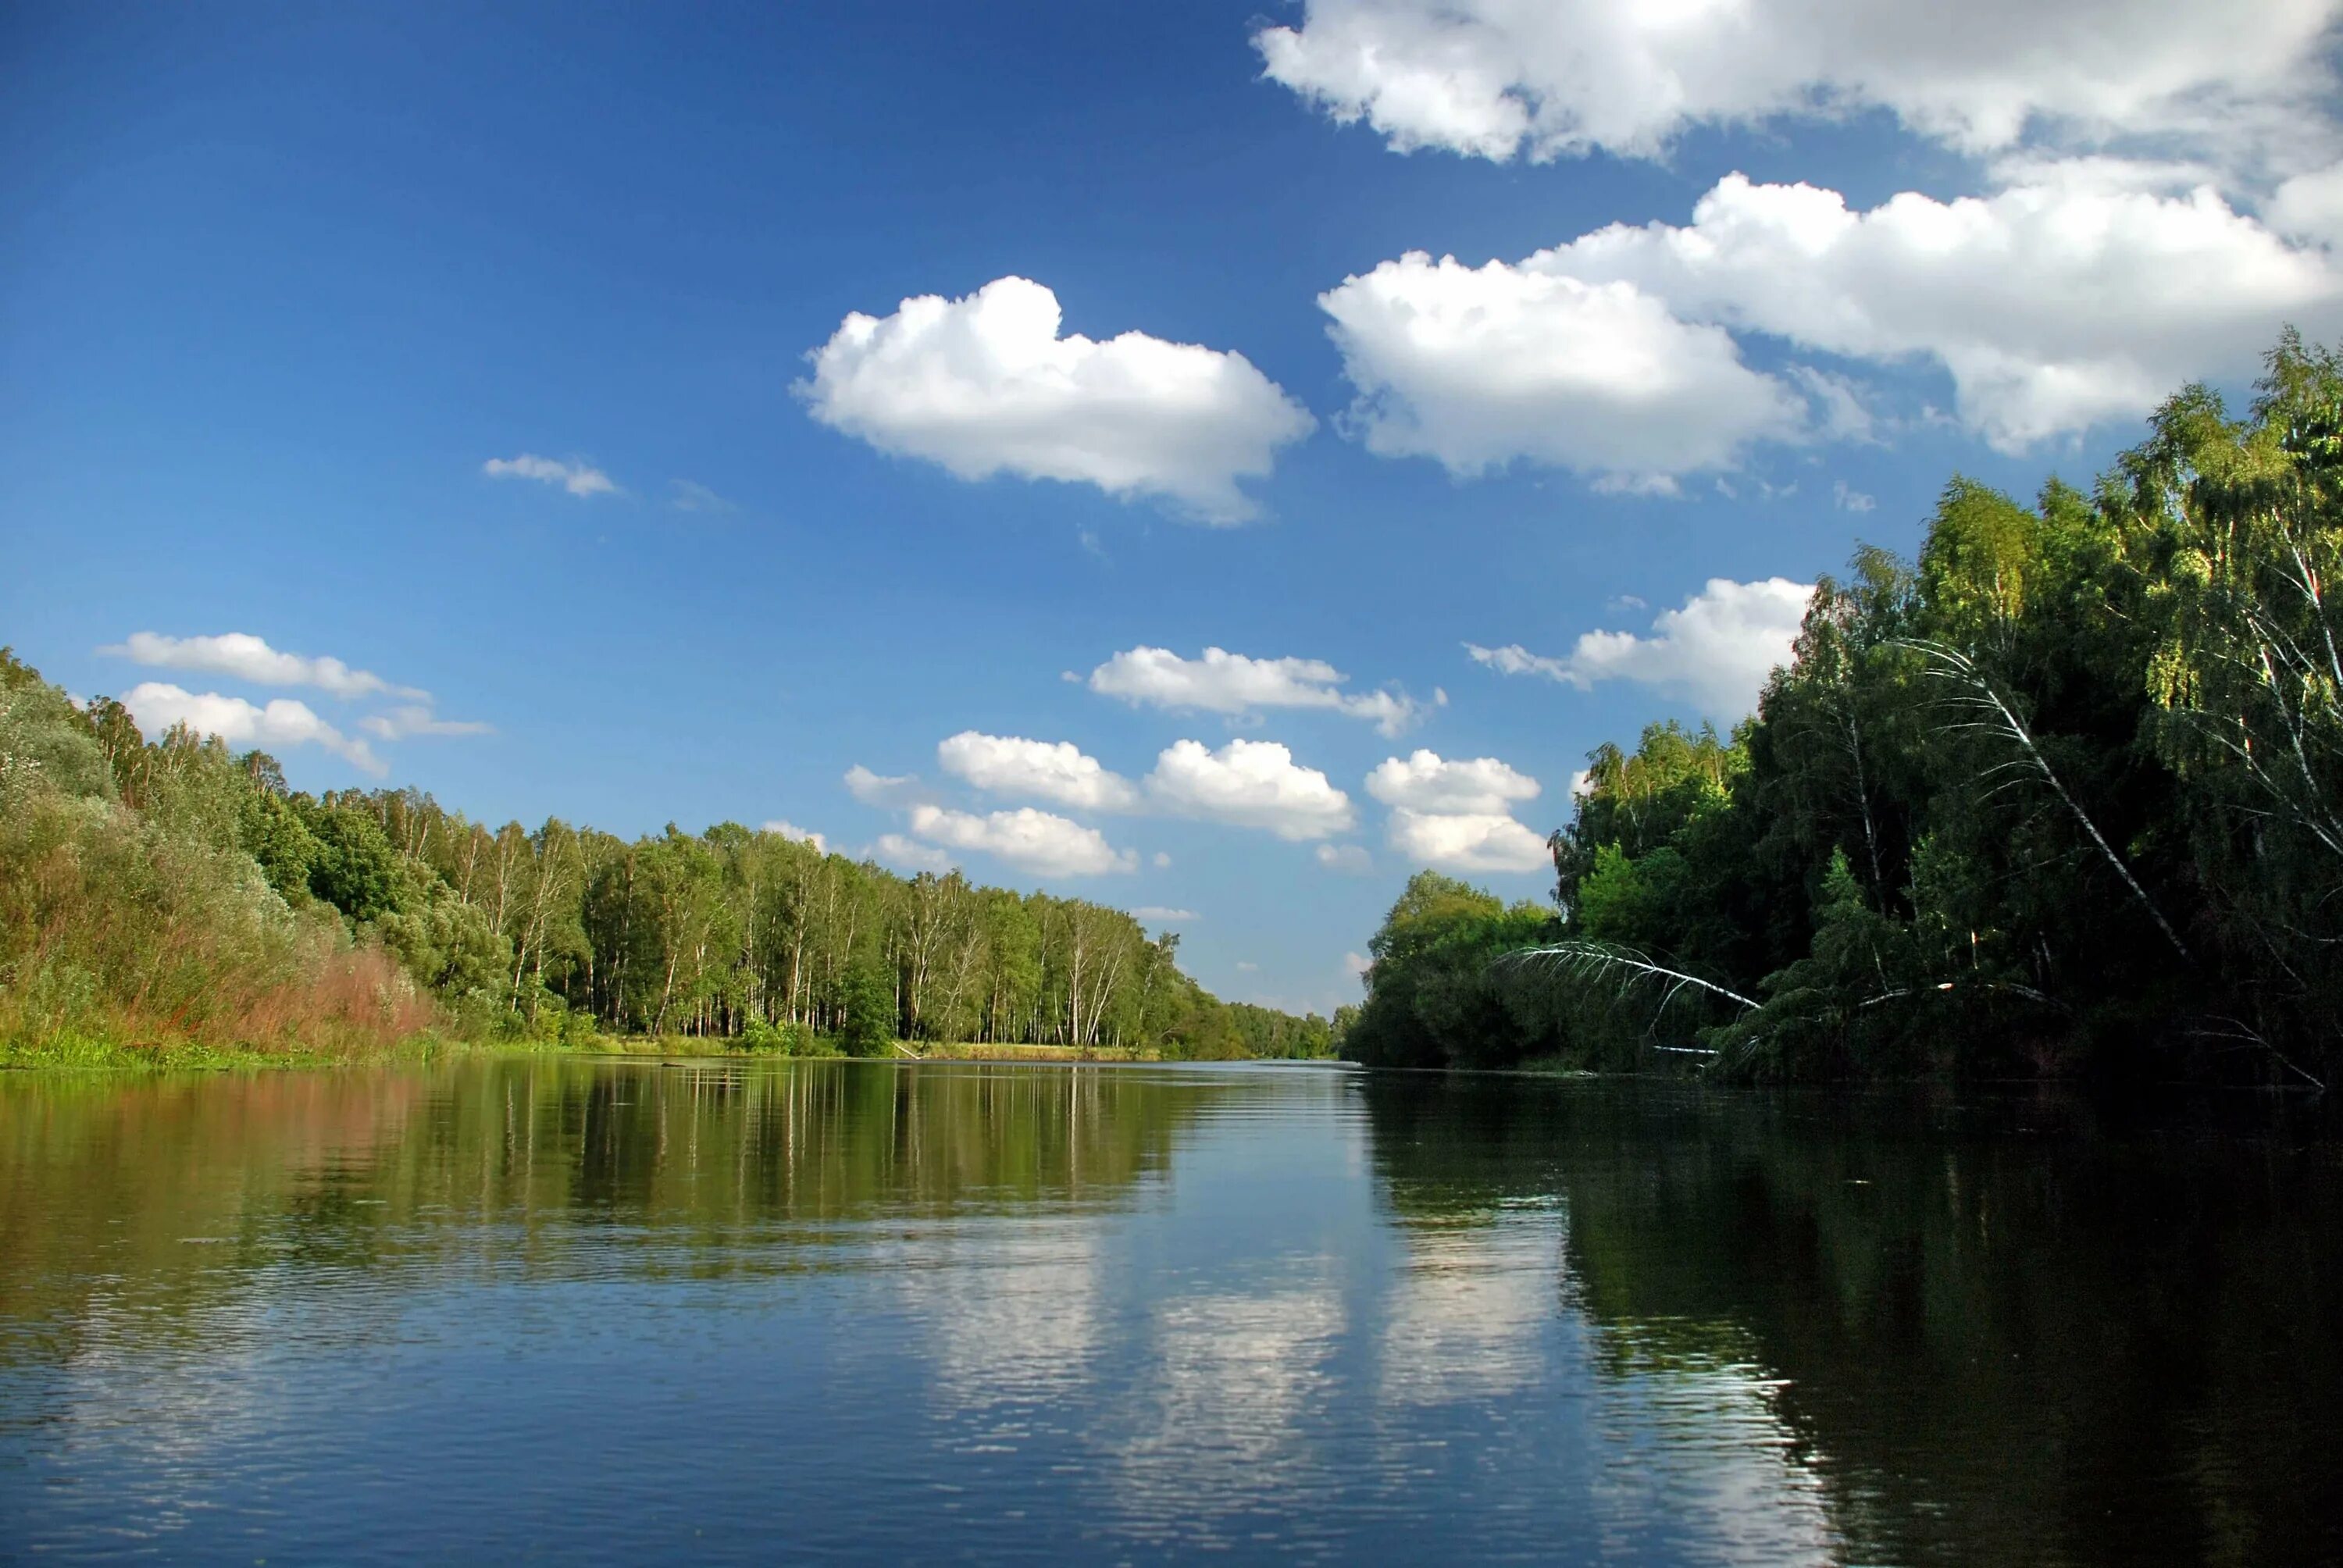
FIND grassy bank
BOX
[0,1029,1168,1073]
[0,1028,472,1073]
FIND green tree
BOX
[835,964,895,1057]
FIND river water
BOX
[2,1059,2338,1563]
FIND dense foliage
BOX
[1343,337,2343,1086]
[0,650,1328,1060]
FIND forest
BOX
[1338,334,2343,1087]
[0,652,1330,1064]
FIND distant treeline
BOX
[0,653,1329,1060]
[1339,333,2343,1086]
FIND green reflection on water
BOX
[1359,1074,2343,1567]
[0,1060,1225,1344]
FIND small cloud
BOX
[871,832,954,872]
[358,705,494,740]
[1343,951,1371,978]
[1089,645,1426,736]
[101,631,423,701]
[764,820,829,854]
[1145,737,1354,840]
[1317,251,1803,490]
[1132,906,1196,922]
[1152,850,1173,869]
[1467,576,1816,721]
[1236,960,1260,973]
[483,454,616,499]
[1366,750,1539,815]
[1388,807,1551,873]
[938,731,1140,813]
[1833,479,1877,512]
[845,764,929,807]
[908,804,1136,877]
[795,274,1314,524]
[669,479,738,515]
[1316,843,1373,873]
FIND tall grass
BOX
[0,683,441,1065]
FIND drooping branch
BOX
[1905,639,2193,963]
[1498,942,1759,1013]
[2185,1015,2327,1092]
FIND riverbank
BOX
[0,1030,483,1073]
[0,1031,1172,1073]
[573,1037,1163,1063]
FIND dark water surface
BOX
[3,1060,2340,1564]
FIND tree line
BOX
[1339,333,2343,1086]
[0,655,1330,1060]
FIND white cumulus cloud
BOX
[1326,169,2343,473]
[1319,252,1808,487]
[118,682,386,776]
[1132,907,1197,922]
[1469,576,1815,719]
[764,820,830,854]
[1087,645,1426,736]
[1366,750,1541,815]
[1317,843,1374,873]
[102,632,422,700]
[908,804,1137,877]
[483,454,616,498]
[1254,0,2342,168]
[796,275,1316,523]
[1144,739,1354,840]
[1536,171,2343,449]
[1369,750,1550,875]
[1387,808,1553,874]
[937,731,1139,812]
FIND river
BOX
[2,1059,2338,1563]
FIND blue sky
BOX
[8,0,2341,1013]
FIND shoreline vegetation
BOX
[1339,336,2343,1090]
[0,651,1332,1072]
[0,1032,1177,1074]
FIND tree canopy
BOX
[0,651,1329,1060]
[1341,334,2343,1088]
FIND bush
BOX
[834,967,896,1058]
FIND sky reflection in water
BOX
[2,1060,2338,1564]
